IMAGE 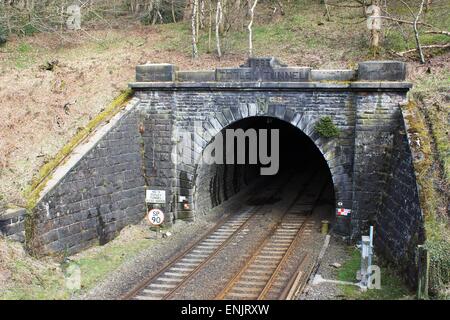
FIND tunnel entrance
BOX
[194,116,335,222]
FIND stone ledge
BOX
[311,70,356,82]
[129,81,412,91]
[177,70,215,82]
[134,58,408,84]
[0,208,26,243]
[0,208,27,221]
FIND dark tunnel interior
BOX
[194,116,335,219]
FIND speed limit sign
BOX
[147,208,165,226]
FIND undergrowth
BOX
[338,248,411,300]
[403,83,450,298]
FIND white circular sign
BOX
[147,208,165,226]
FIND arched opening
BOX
[194,116,335,223]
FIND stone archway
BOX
[190,113,339,226]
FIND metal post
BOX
[360,235,370,288]
[368,226,374,271]
[424,248,430,299]
[417,245,430,299]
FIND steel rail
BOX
[214,171,320,300]
[162,173,301,300]
[124,173,295,300]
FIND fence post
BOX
[417,245,430,299]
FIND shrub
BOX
[424,239,450,296]
[315,116,340,138]
[0,25,7,45]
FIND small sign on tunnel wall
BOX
[337,208,351,217]
[146,189,166,204]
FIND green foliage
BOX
[22,24,39,36]
[0,25,7,45]
[17,42,32,54]
[338,248,412,300]
[424,239,450,296]
[140,13,153,26]
[0,239,69,300]
[403,94,450,299]
[315,116,340,138]
[1,225,154,299]
[74,236,152,291]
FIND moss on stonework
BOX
[402,99,450,297]
[24,89,133,208]
[315,116,340,138]
[22,89,133,250]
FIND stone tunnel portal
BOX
[17,58,424,288]
[194,116,336,222]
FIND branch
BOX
[377,15,434,28]
[424,30,450,37]
[395,43,450,56]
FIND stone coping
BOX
[0,208,26,221]
[133,58,408,86]
[129,81,412,91]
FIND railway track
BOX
[124,170,326,300]
[124,173,297,300]
[215,174,326,300]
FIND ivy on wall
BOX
[315,116,340,138]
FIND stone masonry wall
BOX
[0,208,26,243]
[31,99,146,255]
[376,115,425,286]
[351,92,407,238]
[134,89,356,235]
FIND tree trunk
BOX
[192,0,198,58]
[216,0,222,58]
[208,0,212,53]
[171,0,177,23]
[324,0,331,21]
[248,0,258,57]
[200,0,205,29]
[184,0,193,21]
[413,0,426,63]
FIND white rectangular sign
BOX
[146,190,166,204]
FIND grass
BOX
[1,225,155,300]
[72,232,154,292]
[13,42,37,69]
[0,238,69,300]
[407,68,450,297]
[338,248,412,300]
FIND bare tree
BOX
[412,0,426,63]
[191,0,198,58]
[247,0,258,57]
[215,0,222,58]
